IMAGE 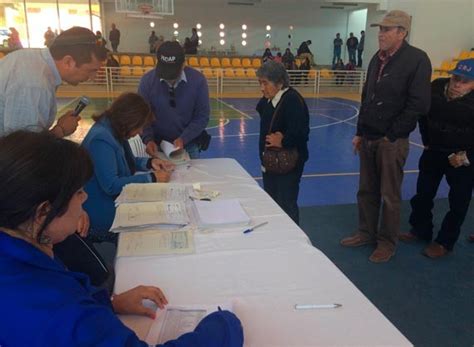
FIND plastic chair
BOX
[439,60,451,72]
[143,56,155,66]
[202,68,214,79]
[210,57,221,68]
[231,58,242,68]
[132,56,143,66]
[235,68,246,78]
[132,67,144,77]
[224,68,235,78]
[128,135,149,157]
[251,58,261,68]
[199,57,210,67]
[242,58,252,68]
[458,51,470,60]
[221,57,232,68]
[119,66,131,76]
[246,68,257,78]
[188,57,199,67]
[120,55,131,65]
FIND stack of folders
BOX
[192,199,250,228]
[110,183,192,233]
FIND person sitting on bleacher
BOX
[262,48,273,63]
[0,130,244,347]
[81,93,174,243]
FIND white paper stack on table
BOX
[146,304,233,345]
[156,140,190,166]
[110,183,192,233]
[192,198,250,228]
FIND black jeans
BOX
[357,49,363,67]
[409,150,474,250]
[54,233,115,293]
[262,164,304,225]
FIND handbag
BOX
[261,94,299,175]
[195,130,211,151]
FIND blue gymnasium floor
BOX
[200,97,449,207]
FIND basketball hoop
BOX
[137,3,154,15]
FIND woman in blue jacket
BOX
[0,130,244,347]
[82,93,174,242]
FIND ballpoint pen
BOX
[294,304,342,310]
[243,221,268,234]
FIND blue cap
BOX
[449,58,474,80]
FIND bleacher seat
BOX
[457,51,470,60]
[120,55,131,65]
[242,58,252,68]
[132,56,143,66]
[120,66,132,77]
[320,69,333,79]
[231,58,242,68]
[202,68,214,79]
[132,67,144,76]
[252,58,261,68]
[199,57,210,67]
[438,60,451,72]
[246,69,257,78]
[143,56,155,66]
[224,68,235,78]
[188,57,199,67]
[470,51,474,59]
[221,58,232,68]
[235,68,246,78]
[112,54,119,62]
[210,58,221,68]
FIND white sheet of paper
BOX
[160,140,182,158]
[146,304,233,345]
[193,199,250,227]
[110,201,189,232]
[115,183,189,205]
[116,227,195,257]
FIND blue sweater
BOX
[138,66,210,145]
[82,118,152,235]
[0,232,244,347]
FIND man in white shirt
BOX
[0,26,107,137]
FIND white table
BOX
[115,158,411,347]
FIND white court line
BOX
[252,169,420,180]
[215,98,252,119]
[206,118,230,130]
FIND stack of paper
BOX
[110,201,189,233]
[158,140,191,166]
[111,183,192,233]
[193,199,250,228]
[146,304,233,345]
[115,183,190,205]
[117,227,195,257]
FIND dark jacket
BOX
[256,88,310,166]
[419,78,474,152]
[356,40,432,142]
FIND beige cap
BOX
[370,10,411,31]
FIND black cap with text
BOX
[156,41,185,80]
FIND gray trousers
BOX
[357,137,409,250]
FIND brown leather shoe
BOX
[369,246,395,263]
[423,242,449,259]
[340,233,374,247]
[398,232,419,243]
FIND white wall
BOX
[102,1,362,65]
[364,0,474,69]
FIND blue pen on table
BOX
[243,221,268,234]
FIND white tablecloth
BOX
[115,158,411,347]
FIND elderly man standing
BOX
[340,10,432,263]
[399,59,474,258]
[139,41,210,159]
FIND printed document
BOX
[110,201,189,232]
[117,227,195,257]
[115,183,189,205]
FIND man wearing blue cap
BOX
[400,59,474,258]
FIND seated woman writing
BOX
[0,130,243,346]
[82,93,174,243]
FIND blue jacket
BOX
[138,66,210,145]
[82,118,152,235]
[0,232,244,347]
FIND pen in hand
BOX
[243,221,268,234]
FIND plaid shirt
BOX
[376,41,403,81]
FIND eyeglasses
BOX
[168,86,176,108]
